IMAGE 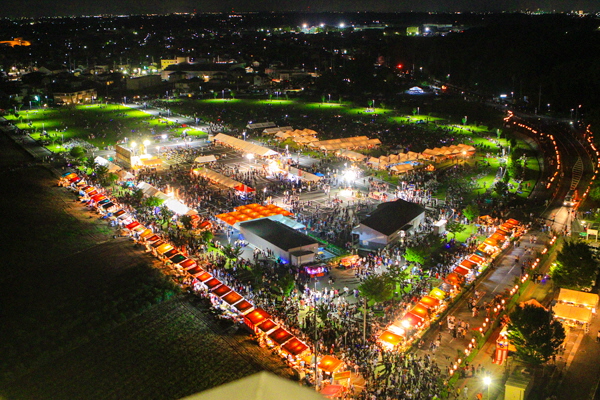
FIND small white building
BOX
[239,219,319,266]
[352,199,426,250]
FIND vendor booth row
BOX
[378,219,521,350]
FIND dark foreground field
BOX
[0,132,294,399]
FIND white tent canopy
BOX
[194,167,243,189]
[557,288,599,308]
[181,372,326,400]
[194,155,217,164]
[214,133,279,157]
[553,303,593,324]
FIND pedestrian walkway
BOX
[413,229,552,399]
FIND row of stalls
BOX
[553,288,598,331]
[192,167,256,197]
[61,171,354,397]
[378,219,522,350]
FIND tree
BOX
[179,215,194,231]
[507,304,565,366]
[494,181,509,197]
[358,274,394,304]
[222,244,243,267]
[550,240,599,290]
[143,196,164,209]
[69,146,86,159]
[404,246,427,266]
[446,220,466,239]
[462,204,480,222]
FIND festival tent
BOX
[204,278,223,290]
[400,312,425,328]
[281,338,309,357]
[179,259,197,269]
[180,371,326,400]
[194,154,217,164]
[233,299,254,314]
[212,284,233,297]
[454,265,471,277]
[557,288,599,309]
[222,291,243,306]
[460,259,478,270]
[196,272,213,283]
[379,330,404,347]
[321,385,345,398]
[318,356,344,373]
[444,272,463,286]
[214,133,279,157]
[429,287,446,300]
[267,327,293,346]
[410,304,429,319]
[418,296,441,309]
[137,181,160,197]
[169,254,187,265]
[156,243,174,255]
[244,308,271,329]
[256,319,278,334]
[194,168,242,190]
[553,303,593,324]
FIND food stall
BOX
[553,303,593,329]
[305,264,327,277]
[244,308,271,330]
[557,288,599,311]
[267,327,293,348]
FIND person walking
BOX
[462,386,468,399]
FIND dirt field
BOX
[0,132,294,399]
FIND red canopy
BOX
[212,284,232,297]
[281,337,309,356]
[454,265,471,276]
[267,327,293,345]
[234,184,255,193]
[204,278,222,289]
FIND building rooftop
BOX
[239,219,317,251]
[360,199,426,236]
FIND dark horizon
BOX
[3,0,599,18]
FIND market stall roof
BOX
[460,259,477,270]
[245,308,271,325]
[139,157,163,166]
[454,265,471,277]
[267,327,293,346]
[419,295,441,308]
[337,149,366,161]
[179,259,197,269]
[410,304,429,319]
[318,355,344,373]
[212,284,232,297]
[163,249,179,259]
[196,271,213,282]
[429,287,446,300]
[150,240,165,248]
[221,291,243,305]
[256,319,278,334]
[233,299,254,314]
[194,154,217,164]
[379,330,404,347]
[204,278,222,289]
[402,312,425,328]
[214,133,279,157]
[139,229,154,239]
[553,303,593,324]
[320,384,345,398]
[169,254,187,264]
[557,288,599,308]
[180,371,326,400]
[281,337,309,356]
[468,254,486,264]
[156,243,174,255]
[126,221,141,230]
[445,272,463,285]
[194,167,243,190]
[145,234,161,243]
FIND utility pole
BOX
[363,297,367,344]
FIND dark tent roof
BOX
[239,219,317,251]
[360,199,425,236]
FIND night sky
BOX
[4,0,598,18]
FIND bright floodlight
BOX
[246,153,254,160]
[339,23,345,28]
[162,134,167,140]
[143,139,150,146]
[343,169,357,182]
[483,376,491,385]
[131,141,137,148]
